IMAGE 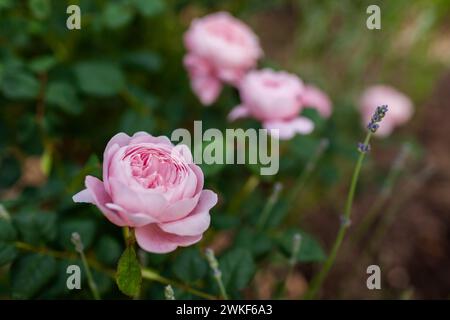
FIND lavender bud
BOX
[357,142,371,153]
[71,232,84,253]
[367,104,388,133]
[340,215,352,228]
[164,285,175,300]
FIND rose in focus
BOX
[184,12,263,105]
[73,132,217,253]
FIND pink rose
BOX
[228,69,322,140]
[359,85,413,137]
[184,12,263,105]
[73,132,218,253]
[301,84,332,118]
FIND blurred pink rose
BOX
[301,84,332,118]
[228,69,317,140]
[73,132,217,253]
[359,85,413,137]
[184,12,263,105]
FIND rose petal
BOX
[189,164,204,196]
[72,189,93,203]
[130,132,173,146]
[104,132,131,157]
[103,143,121,195]
[105,203,158,227]
[302,85,332,118]
[171,144,194,164]
[81,176,127,227]
[191,74,222,106]
[263,117,314,140]
[135,224,202,254]
[161,191,201,222]
[109,177,168,219]
[159,190,217,236]
[228,104,251,121]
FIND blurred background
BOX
[0,0,449,299]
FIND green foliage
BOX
[0,68,40,100]
[219,248,255,293]
[13,211,57,244]
[59,218,96,250]
[46,81,81,114]
[0,218,18,266]
[0,0,446,300]
[234,227,272,256]
[10,254,57,299]
[131,0,166,17]
[74,61,125,97]
[276,228,326,263]
[116,246,142,297]
[28,0,51,20]
[172,247,207,283]
[95,235,122,266]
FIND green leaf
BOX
[131,0,165,17]
[172,247,207,283]
[59,218,96,250]
[116,246,142,297]
[45,81,81,114]
[234,228,272,256]
[40,147,52,177]
[126,85,159,109]
[11,254,57,299]
[95,236,122,266]
[0,218,18,266]
[0,69,40,100]
[211,213,240,230]
[29,55,57,73]
[13,211,57,244]
[120,109,154,135]
[276,228,326,263]
[102,3,134,29]
[123,52,161,72]
[38,259,78,298]
[0,154,21,189]
[28,0,51,20]
[69,154,100,193]
[0,0,14,10]
[0,243,17,266]
[219,248,255,292]
[289,135,322,161]
[74,61,125,97]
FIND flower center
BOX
[124,146,187,190]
